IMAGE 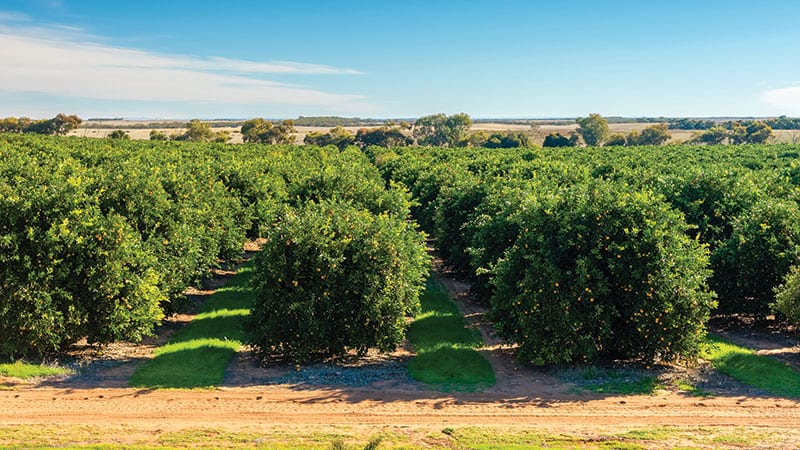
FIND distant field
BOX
[68,120,800,145]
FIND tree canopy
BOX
[413,113,472,147]
[355,126,412,148]
[303,126,356,150]
[241,118,296,144]
[576,113,609,147]
[542,132,578,147]
[0,114,82,136]
[626,123,671,146]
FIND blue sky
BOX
[1,0,799,119]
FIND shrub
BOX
[289,148,412,218]
[489,182,715,365]
[0,156,164,357]
[657,169,763,250]
[773,266,800,324]
[92,153,247,305]
[431,170,486,276]
[247,202,430,363]
[711,199,800,315]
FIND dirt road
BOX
[1,384,798,433]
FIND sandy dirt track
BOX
[1,385,799,432]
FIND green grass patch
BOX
[129,262,255,389]
[674,379,713,397]
[702,334,800,398]
[0,424,794,449]
[0,361,71,379]
[406,279,495,390]
[562,366,663,395]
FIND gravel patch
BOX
[265,359,412,388]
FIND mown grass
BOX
[129,262,255,389]
[0,424,792,449]
[0,361,72,379]
[406,279,495,390]
[564,366,663,395]
[702,334,800,398]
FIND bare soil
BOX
[2,258,800,442]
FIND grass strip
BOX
[0,361,71,379]
[407,278,495,390]
[702,334,800,398]
[129,262,255,389]
[564,366,662,395]
[0,424,793,449]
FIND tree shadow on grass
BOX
[129,343,238,389]
[128,308,249,389]
[407,347,495,392]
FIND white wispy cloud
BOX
[0,16,367,113]
[762,86,800,114]
[0,11,30,22]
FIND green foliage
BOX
[240,118,296,144]
[247,201,430,363]
[712,200,800,314]
[289,148,412,218]
[576,113,609,146]
[773,266,800,324]
[354,126,412,148]
[413,113,472,147]
[488,182,715,364]
[431,171,486,275]
[726,120,773,145]
[149,129,169,141]
[0,114,82,135]
[214,130,231,143]
[481,131,531,148]
[692,126,729,145]
[304,126,356,150]
[377,143,800,361]
[745,121,773,144]
[0,152,165,356]
[91,151,248,304]
[605,133,627,146]
[173,119,215,142]
[542,132,578,147]
[108,129,130,140]
[625,123,671,146]
[657,169,763,249]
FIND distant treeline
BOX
[70,115,800,130]
[668,116,800,130]
[0,114,82,135]
[293,116,388,127]
[81,120,246,129]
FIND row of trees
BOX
[0,113,782,149]
[688,122,773,145]
[142,119,231,142]
[0,114,82,136]
[543,113,774,148]
[373,142,800,364]
[669,116,800,131]
[302,114,531,149]
[0,134,430,361]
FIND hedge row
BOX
[1,135,428,359]
[372,143,800,364]
[247,201,429,363]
